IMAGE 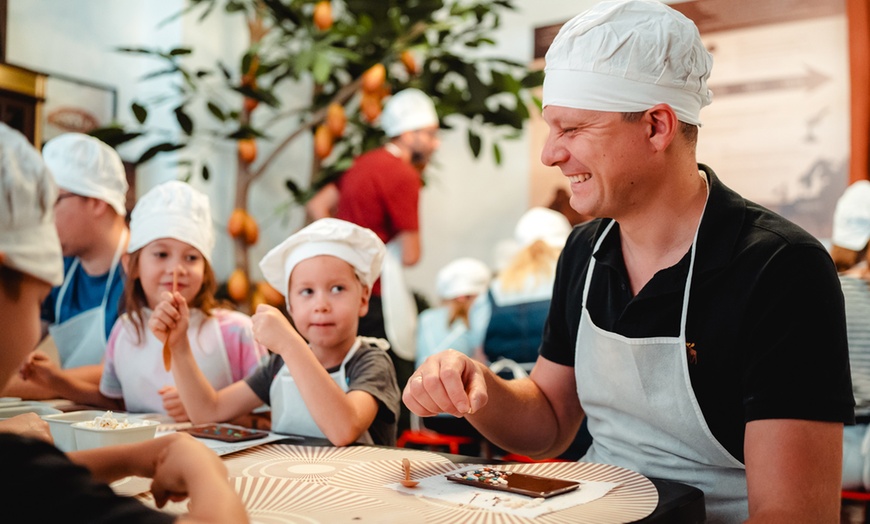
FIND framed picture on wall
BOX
[41,72,117,145]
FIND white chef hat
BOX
[833,180,870,251]
[42,133,128,216]
[260,218,385,297]
[514,207,572,249]
[380,88,439,137]
[543,0,713,126]
[0,123,64,286]
[127,181,215,263]
[436,258,491,300]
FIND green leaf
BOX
[492,142,502,165]
[467,128,482,158]
[137,142,186,164]
[141,67,180,81]
[89,128,143,148]
[201,163,210,181]
[169,47,193,56]
[312,54,332,85]
[174,106,194,135]
[206,101,226,121]
[232,85,280,108]
[521,70,545,88]
[131,102,148,124]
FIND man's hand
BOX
[402,349,489,417]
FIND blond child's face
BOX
[136,238,206,309]
[286,255,369,352]
[0,270,50,388]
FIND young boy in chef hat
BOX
[0,123,248,523]
[166,218,401,446]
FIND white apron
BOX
[50,230,127,368]
[381,240,417,360]
[269,339,374,444]
[576,198,748,524]
[112,309,233,414]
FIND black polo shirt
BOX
[540,165,855,462]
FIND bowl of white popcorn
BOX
[71,411,159,450]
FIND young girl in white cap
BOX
[22,181,267,419]
[0,123,248,523]
[159,218,401,446]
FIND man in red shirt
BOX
[307,89,440,426]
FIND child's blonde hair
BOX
[498,239,562,293]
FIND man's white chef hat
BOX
[833,180,870,251]
[42,132,128,216]
[260,218,386,295]
[543,0,713,126]
[0,123,64,286]
[514,207,572,249]
[127,181,215,263]
[380,88,439,137]
[436,258,492,300]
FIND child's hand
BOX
[158,385,190,422]
[19,350,61,388]
[251,304,305,353]
[149,291,190,348]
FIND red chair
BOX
[500,452,569,463]
[842,490,870,524]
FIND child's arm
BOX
[19,351,121,410]
[252,304,379,446]
[69,432,249,524]
[151,292,262,424]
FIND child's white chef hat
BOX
[260,218,385,294]
[543,0,713,126]
[380,88,439,137]
[0,123,64,286]
[127,181,215,263]
[436,258,491,300]
[514,207,572,249]
[42,132,129,216]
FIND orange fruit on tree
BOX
[400,50,418,76]
[227,269,249,302]
[238,138,257,164]
[256,281,284,307]
[227,208,246,238]
[313,1,332,31]
[360,92,382,122]
[325,103,346,137]
[243,213,259,245]
[243,97,259,113]
[361,64,386,93]
[314,125,334,159]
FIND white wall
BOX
[5,0,609,304]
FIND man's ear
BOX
[644,103,679,152]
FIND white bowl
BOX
[72,418,160,450]
[0,402,62,420]
[42,410,110,452]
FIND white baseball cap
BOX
[380,88,439,137]
[514,207,572,249]
[436,258,491,300]
[0,123,64,286]
[42,133,128,216]
[260,218,386,296]
[543,0,713,126]
[127,181,215,263]
[833,180,870,251]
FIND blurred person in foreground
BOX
[403,1,853,522]
[0,122,248,523]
